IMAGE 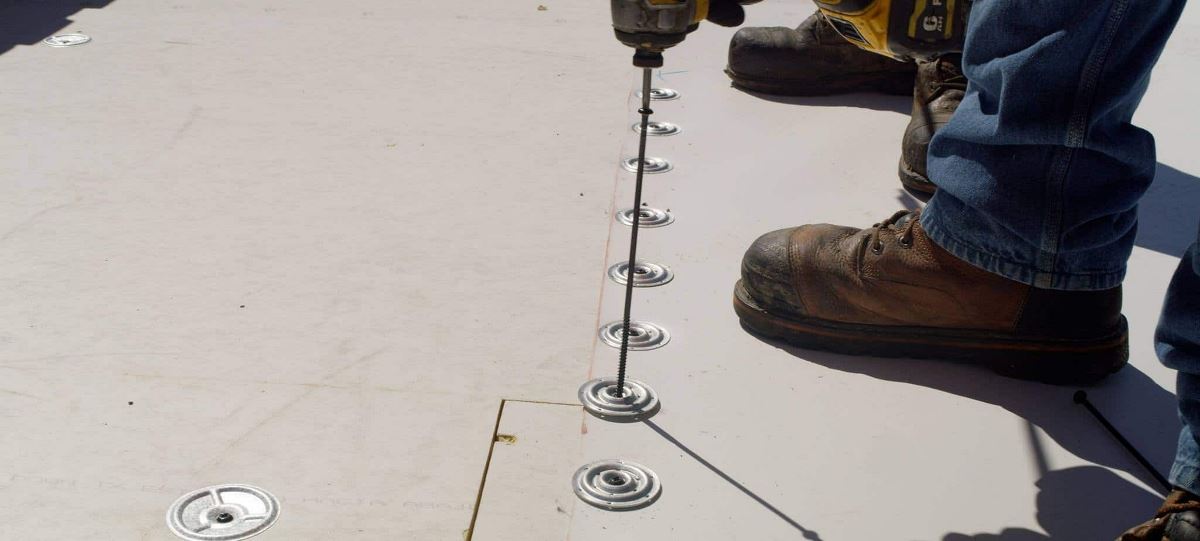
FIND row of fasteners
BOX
[574,86,683,513]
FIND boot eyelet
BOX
[898,237,913,248]
[871,242,884,255]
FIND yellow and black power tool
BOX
[815,0,972,61]
[610,0,713,67]
[612,0,971,66]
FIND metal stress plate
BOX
[632,121,682,136]
[616,207,674,228]
[637,88,680,101]
[598,320,670,351]
[579,377,660,423]
[43,33,91,47]
[166,484,280,541]
[621,156,672,174]
[573,460,662,511]
[608,260,674,288]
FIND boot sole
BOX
[726,67,914,97]
[898,157,937,200]
[733,280,1128,385]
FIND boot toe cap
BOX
[1167,510,1200,541]
[741,228,805,313]
[728,27,798,75]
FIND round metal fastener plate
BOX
[578,377,660,423]
[615,207,674,228]
[573,460,662,511]
[599,320,670,351]
[632,121,681,136]
[621,156,672,174]
[637,88,680,101]
[43,33,91,47]
[608,261,674,288]
[166,484,280,541]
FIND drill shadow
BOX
[742,329,1179,496]
[733,86,912,114]
[1137,163,1200,257]
[0,0,116,57]
[643,419,825,541]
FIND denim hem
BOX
[921,210,1126,291]
[1172,459,1200,495]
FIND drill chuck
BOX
[611,0,706,66]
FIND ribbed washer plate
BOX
[616,207,674,228]
[43,33,91,47]
[621,156,672,174]
[632,121,681,136]
[637,88,681,101]
[578,377,660,422]
[599,320,670,350]
[608,260,674,287]
[572,460,662,511]
[166,484,280,541]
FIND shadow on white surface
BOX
[734,87,912,114]
[1138,164,1200,257]
[644,419,826,541]
[745,328,1178,507]
[941,422,1160,540]
[941,465,1159,540]
[0,0,115,55]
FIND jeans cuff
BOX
[920,205,1126,291]
[1172,460,1200,495]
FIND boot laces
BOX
[930,54,967,95]
[921,53,969,99]
[868,210,918,255]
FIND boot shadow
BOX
[733,86,912,114]
[746,330,1180,494]
[1137,163,1200,257]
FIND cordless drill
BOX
[611,0,971,66]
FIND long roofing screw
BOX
[616,67,655,398]
[1074,390,1172,492]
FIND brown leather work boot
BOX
[733,210,1129,385]
[1120,490,1200,540]
[726,11,916,97]
[900,54,966,197]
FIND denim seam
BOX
[923,210,1125,289]
[1173,460,1200,494]
[931,221,1125,279]
[1033,0,1131,289]
[1035,148,1074,288]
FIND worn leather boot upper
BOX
[736,209,1128,383]
[900,54,966,195]
[742,210,1038,329]
[726,11,916,97]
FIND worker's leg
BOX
[1120,236,1200,540]
[920,0,1187,291]
[1160,235,1200,493]
[735,0,1186,384]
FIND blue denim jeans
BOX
[915,0,1198,491]
[1161,238,1200,494]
